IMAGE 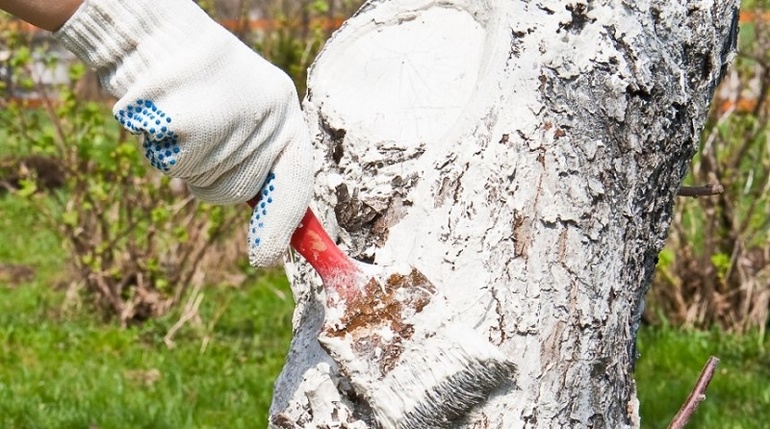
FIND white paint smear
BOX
[313,6,486,144]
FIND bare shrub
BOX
[0,16,242,325]
[649,9,770,333]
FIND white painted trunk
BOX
[269,1,740,428]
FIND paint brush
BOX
[249,203,516,429]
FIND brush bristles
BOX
[396,359,516,429]
[361,326,516,429]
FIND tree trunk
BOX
[269,1,740,428]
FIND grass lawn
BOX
[0,273,293,429]
[1,193,769,428]
[0,194,293,428]
[636,326,770,429]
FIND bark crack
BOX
[489,287,507,346]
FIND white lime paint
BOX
[270,0,740,427]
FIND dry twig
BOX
[163,271,206,349]
[667,356,720,429]
[677,182,724,197]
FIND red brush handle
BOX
[247,198,358,283]
[289,208,359,281]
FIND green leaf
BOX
[150,207,170,223]
[155,278,169,292]
[68,62,86,81]
[657,248,675,269]
[62,210,78,227]
[173,225,189,243]
[16,179,37,197]
[10,46,30,67]
[711,252,731,280]
[309,0,329,13]
[88,181,107,201]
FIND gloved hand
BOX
[53,0,314,267]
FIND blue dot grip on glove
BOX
[116,99,179,172]
[248,172,277,248]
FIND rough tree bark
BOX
[269,1,740,428]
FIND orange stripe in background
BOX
[738,10,770,23]
[719,99,762,114]
[0,17,346,34]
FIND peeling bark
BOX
[270,1,740,428]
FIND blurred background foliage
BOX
[647,0,770,335]
[0,0,361,325]
[0,0,768,428]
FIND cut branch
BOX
[677,182,724,197]
[667,356,720,429]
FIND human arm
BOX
[0,0,82,31]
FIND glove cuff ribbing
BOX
[53,0,221,96]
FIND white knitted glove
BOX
[53,0,314,266]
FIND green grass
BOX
[0,271,294,429]
[2,192,769,428]
[0,193,65,281]
[636,326,770,429]
[1,194,294,428]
